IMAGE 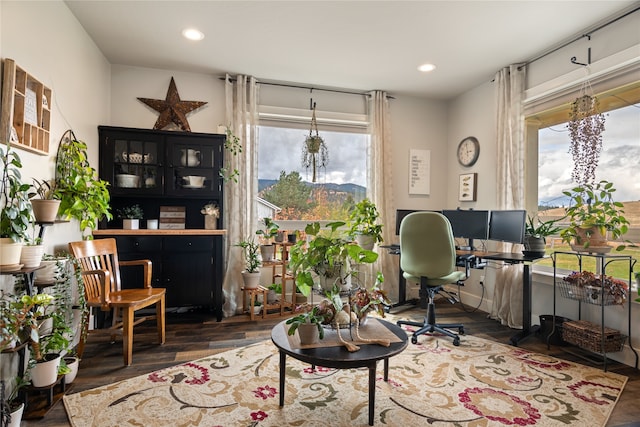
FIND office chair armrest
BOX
[119,259,153,288]
[457,254,475,279]
[81,269,112,311]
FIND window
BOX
[257,125,369,221]
[534,99,640,278]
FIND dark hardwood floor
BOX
[22,300,640,426]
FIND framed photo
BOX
[458,173,477,202]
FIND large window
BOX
[257,125,369,221]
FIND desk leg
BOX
[368,364,376,426]
[279,351,286,407]
[509,263,539,346]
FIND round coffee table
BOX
[271,318,408,426]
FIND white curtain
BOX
[489,65,526,329]
[222,75,259,317]
[367,91,398,300]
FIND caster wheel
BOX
[453,337,460,346]
[411,336,418,345]
[459,327,465,335]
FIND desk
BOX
[271,319,408,426]
[480,252,545,346]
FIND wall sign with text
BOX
[409,149,430,195]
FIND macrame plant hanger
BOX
[302,99,328,183]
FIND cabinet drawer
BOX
[113,236,162,253]
[164,236,213,252]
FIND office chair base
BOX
[396,319,464,346]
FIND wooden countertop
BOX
[93,229,227,236]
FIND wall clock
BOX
[457,136,480,167]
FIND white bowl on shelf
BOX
[115,174,140,188]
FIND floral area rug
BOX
[63,333,627,427]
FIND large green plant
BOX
[0,144,33,242]
[348,198,383,244]
[54,130,112,239]
[560,180,630,250]
[289,221,378,297]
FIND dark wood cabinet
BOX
[96,126,225,321]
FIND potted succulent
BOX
[28,178,61,223]
[0,143,32,266]
[348,198,383,250]
[289,221,378,297]
[54,130,112,239]
[256,217,279,261]
[236,237,261,289]
[560,180,630,252]
[350,272,390,324]
[117,204,144,230]
[523,214,563,256]
[286,304,327,345]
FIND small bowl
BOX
[116,174,140,188]
[183,175,206,187]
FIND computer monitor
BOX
[395,209,424,235]
[488,210,527,244]
[441,209,490,249]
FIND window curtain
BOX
[222,74,259,317]
[489,65,526,329]
[367,91,398,300]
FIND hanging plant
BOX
[301,103,328,183]
[568,93,605,186]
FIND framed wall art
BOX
[458,173,477,202]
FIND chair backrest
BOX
[69,238,122,307]
[399,211,457,279]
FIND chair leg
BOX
[157,296,166,345]
[76,310,91,359]
[123,307,134,366]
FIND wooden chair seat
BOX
[69,238,166,366]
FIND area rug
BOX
[63,333,627,427]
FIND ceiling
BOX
[65,1,638,100]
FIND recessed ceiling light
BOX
[182,28,204,41]
[418,63,436,73]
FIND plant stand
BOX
[242,286,268,320]
[23,375,69,420]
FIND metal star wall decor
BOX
[137,77,207,132]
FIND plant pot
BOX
[287,233,297,244]
[30,353,61,387]
[63,356,80,384]
[523,235,546,256]
[204,215,217,230]
[7,401,24,427]
[297,323,320,345]
[260,245,275,262]
[241,271,261,289]
[0,238,22,267]
[267,289,277,304]
[30,199,61,223]
[252,305,262,315]
[355,234,375,251]
[20,244,45,268]
[122,219,140,230]
[295,293,307,304]
[571,226,610,252]
[275,231,285,243]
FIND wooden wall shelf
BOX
[1,58,51,155]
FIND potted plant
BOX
[0,377,28,427]
[350,272,390,324]
[117,204,144,230]
[286,304,327,345]
[289,221,378,297]
[19,237,45,269]
[200,202,219,230]
[266,283,282,304]
[236,237,261,289]
[28,178,61,223]
[523,214,563,256]
[28,307,72,388]
[54,130,112,239]
[559,180,630,252]
[256,217,279,261]
[348,198,383,250]
[0,143,32,266]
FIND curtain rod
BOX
[219,76,395,99]
[518,5,640,70]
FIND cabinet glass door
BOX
[165,136,222,197]
[110,135,163,195]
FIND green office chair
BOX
[396,211,467,346]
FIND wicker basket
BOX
[562,320,626,353]
[556,280,621,306]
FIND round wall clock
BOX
[457,136,480,167]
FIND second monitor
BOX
[441,209,490,250]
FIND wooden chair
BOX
[68,238,166,366]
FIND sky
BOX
[538,103,640,207]
[257,126,368,186]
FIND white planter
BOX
[356,234,375,251]
[30,353,61,387]
[260,244,275,261]
[7,402,24,427]
[0,238,22,266]
[64,356,80,384]
[123,219,140,230]
[242,271,261,289]
[20,244,45,268]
